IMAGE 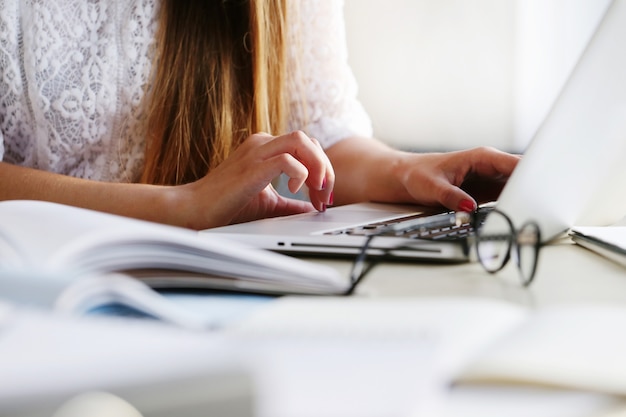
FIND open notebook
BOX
[204,0,626,261]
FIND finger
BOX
[264,153,310,195]
[255,131,331,192]
[461,175,508,204]
[308,183,334,212]
[230,145,327,212]
[307,136,335,207]
[230,187,316,225]
[271,196,317,217]
[434,177,477,213]
[256,131,334,209]
[450,148,520,208]
[308,159,335,210]
[238,131,334,209]
[237,132,275,151]
[261,154,331,213]
[465,147,521,178]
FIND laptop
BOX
[202,0,626,262]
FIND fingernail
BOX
[458,199,476,212]
[321,178,327,190]
[321,203,327,212]
[329,191,334,206]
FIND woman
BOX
[0,0,518,230]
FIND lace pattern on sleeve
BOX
[287,0,373,149]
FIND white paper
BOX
[225,296,528,417]
[0,306,251,416]
[0,200,347,295]
[458,305,626,395]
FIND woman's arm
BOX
[0,131,334,230]
[326,136,520,212]
[0,162,183,223]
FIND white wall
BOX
[343,0,610,153]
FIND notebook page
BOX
[457,305,626,395]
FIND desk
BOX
[230,239,626,417]
[7,238,622,417]
[308,238,626,306]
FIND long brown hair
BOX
[141,0,289,185]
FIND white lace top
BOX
[0,0,372,182]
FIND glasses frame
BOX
[473,208,542,287]
[348,208,543,292]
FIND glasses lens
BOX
[516,222,540,286]
[476,210,514,273]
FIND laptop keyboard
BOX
[323,208,492,241]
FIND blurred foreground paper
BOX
[0,304,253,417]
[224,296,527,417]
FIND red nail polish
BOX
[458,199,476,212]
[321,178,327,190]
[329,192,334,206]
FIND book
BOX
[454,304,626,394]
[0,200,349,298]
[223,296,626,417]
[570,216,626,268]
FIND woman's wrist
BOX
[155,181,221,230]
[384,150,419,202]
[327,136,415,204]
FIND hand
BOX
[326,137,520,212]
[177,131,335,229]
[393,146,521,211]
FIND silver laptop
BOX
[202,0,626,261]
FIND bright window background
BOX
[343,0,611,153]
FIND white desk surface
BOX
[268,239,626,417]
[307,238,626,307]
[163,239,626,417]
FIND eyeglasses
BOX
[474,208,542,287]
[348,208,542,290]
